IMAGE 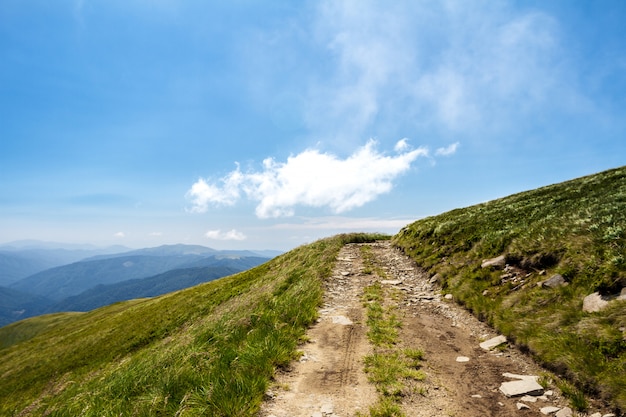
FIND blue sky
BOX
[1,1,625,251]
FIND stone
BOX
[429,273,441,284]
[330,315,353,325]
[481,255,506,269]
[542,274,566,288]
[320,403,334,414]
[381,280,402,285]
[517,403,531,410]
[520,395,538,403]
[583,292,610,313]
[589,414,602,417]
[471,394,482,398]
[444,294,454,300]
[480,335,507,351]
[456,356,470,362]
[502,373,538,381]
[555,407,573,417]
[618,287,626,301]
[540,406,561,415]
[500,379,544,397]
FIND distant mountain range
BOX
[0,244,279,326]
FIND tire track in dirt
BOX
[260,241,592,417]
[259,243,376,417]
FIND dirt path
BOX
[259,241,579,417]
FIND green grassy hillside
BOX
[0,233,384,417]
[393,166,626,411]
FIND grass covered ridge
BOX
[393,166,626,411]
[0,233,384,416]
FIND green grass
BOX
[393,166,626,411]
[0,233,383,417]
[361,263,426,417]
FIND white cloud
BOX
[187,140,428,218]
[205,229,247,241]
[186,166,243,213]
[149,232,163,237]
[114,231,125,238]
[435,142,460,156]
[303,1,579,139]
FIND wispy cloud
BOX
[301,1,580,141]
[205,229,247,241]
[187,140,428,218]
[435,142,460,157]
[114,231,125,238]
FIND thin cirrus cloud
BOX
[205,229,247,241]
[187,140,433,219]
[435,142,460,157]
[302,1,582,141]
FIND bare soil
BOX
[259,241,590,417]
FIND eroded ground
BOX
[260,241,601,417]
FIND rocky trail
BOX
[259,241,616,417]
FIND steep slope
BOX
[0,233,381,416]
[393,166,626,411]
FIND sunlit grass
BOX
[0,233,386,416]
[393,166,626,411]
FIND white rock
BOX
[502,373,539,381]
[540,406,561,415]
[517,403,531,410]
[480,335,507,350]
[456,356,470,362]
[555,407,573,417]
[381,280,402,285]
[588,413,601,417]
[471,394,482,398]
[521,395,538,403]
[499,379,544,397]
[320,403,334,414]
[482,255,506,269]
[444,294,454,300]
[330,315,353,325]
[583,292,610,313]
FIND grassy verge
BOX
[393,166,626,411]
[360,245,425,417]
[0,233,383,416]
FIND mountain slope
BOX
[0,286,53,327]
[0,233,382,416]
[393,166,626,410]
[47,261,266,313]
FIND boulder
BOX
[481,255,506,269]
[542,274,566,289]
[583,292,610,313]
